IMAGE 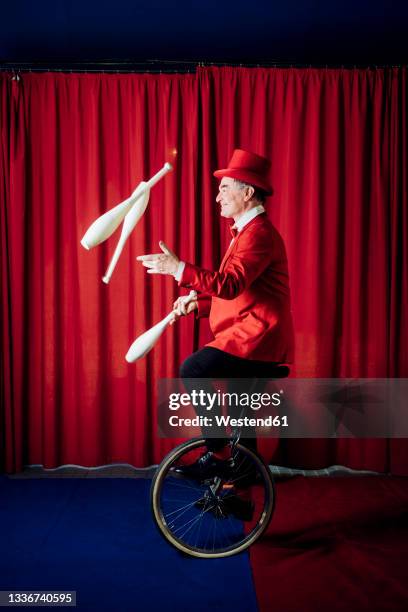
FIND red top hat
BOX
[213,149,273,195]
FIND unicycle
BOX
[151,437,275,558]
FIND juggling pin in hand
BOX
[102,183,150,284]
[125,291,197,363]
[80,162,172,251]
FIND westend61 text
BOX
[168,390,282,411]
[169,415,288,427]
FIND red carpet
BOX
[250,476,408,612]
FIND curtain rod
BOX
[0,60,404,73]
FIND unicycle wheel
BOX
[151,438,275,558]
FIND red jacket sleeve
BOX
[179,225,274,299]
[196,294,212,318]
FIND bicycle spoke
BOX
[162,496,202,503]
[174,503,217,539]
[164,477,204,493]
[193,497,210,548]
[162,483,204,498]
[212,514,217,552]
[164,497,204,520]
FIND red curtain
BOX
[1,67,407,474]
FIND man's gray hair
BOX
[233,179,266,204]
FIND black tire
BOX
[151,438,275,558]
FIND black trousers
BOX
[180,347,284,452]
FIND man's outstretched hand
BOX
[137,242,197,325]
[136,241,180,275]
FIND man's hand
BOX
[136,241,180,275]
[170,295,198,325]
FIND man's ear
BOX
[244,185,255,201]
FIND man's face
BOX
[216,177,248,219]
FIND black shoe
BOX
[173,451,233,481]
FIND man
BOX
[137,149,294,478]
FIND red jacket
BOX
[179,213,295,362]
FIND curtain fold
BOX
[1,76,27,472]
[0,68,407,474]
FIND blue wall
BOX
[1,0,407,65]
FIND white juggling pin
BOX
[125,291,197,363]
[80,162,172,251]
[102,183,150,283]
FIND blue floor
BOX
[0,476,258,611]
